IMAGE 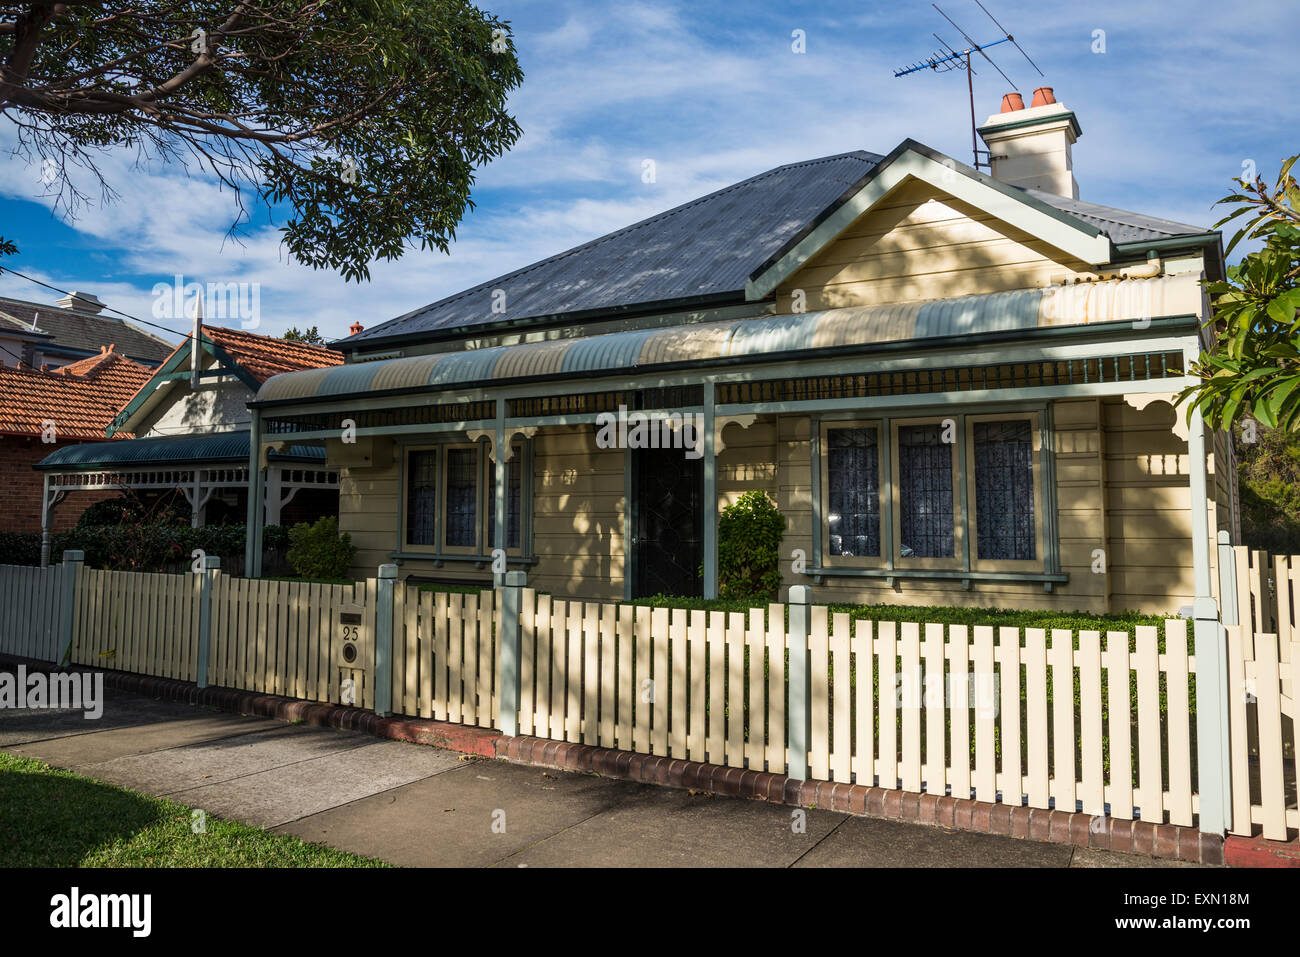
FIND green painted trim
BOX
[245,409,264,578]
[809,414,822,571]
[387,550,539,567]
[976,110,1081,139]
[702,387,717,600]
[957,413,970,574]
[808,566,1069,584]
[624,447,634,602]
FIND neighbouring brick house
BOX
[0,347,155,535]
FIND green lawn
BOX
[0,753,387,868]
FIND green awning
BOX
[34,430,326,472]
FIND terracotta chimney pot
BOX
[1000,92,1025,113]
[349,321,364,336]
[1030,86,1057,107]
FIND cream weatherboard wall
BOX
[772,178,1094,314]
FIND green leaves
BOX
[1183,156,1300,433]
[2,1,524,281]
[717,490,786,601]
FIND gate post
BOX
[374,564,398,717]
[196,556,221,689]
[498,570,526,736]
[787,585,812,781]
[57,550,84,665]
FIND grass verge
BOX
[0,752,387,868]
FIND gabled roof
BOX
[109,323,345,437]
[0,348,154,439]
[0,295,174,366]
[202,326,344,383]
[343,141,1220,352]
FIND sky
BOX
[1,0,1296,346]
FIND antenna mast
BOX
[893,0,1043,171]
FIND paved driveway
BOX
[0,676,1198,868]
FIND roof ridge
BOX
[383,150,884,327]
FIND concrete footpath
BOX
[0,681,1200,868]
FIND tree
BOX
[1178,157,1300,431]
[283,325,326,346]
[0,2,523,281]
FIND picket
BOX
[14,561,1300,838]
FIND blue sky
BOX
[1,0,1296,345]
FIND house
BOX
[0,347,155,547]
[33,321,346,551]
[0,291,172,370]
[244,89,1236,614]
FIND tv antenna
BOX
[894,0,1043,171]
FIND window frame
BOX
[889,416,964,572]
[818,418,886,569]
[399,436,529,559]
[964,411,1043,573]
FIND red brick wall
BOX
[0,435,122,534]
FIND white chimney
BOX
[977,87,1081,199]
[55,291,107,314]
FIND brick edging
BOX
[0,655,502,758]
[495,734,1227,866]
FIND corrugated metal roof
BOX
[344,150,885,346]
[35,430,326,471]
[1025,190,1209,245]
[258,275,1203,405]
[343,148,1216,352]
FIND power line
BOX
[0,263,188,340]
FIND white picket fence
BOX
[0,555,1295,839]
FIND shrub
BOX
[0,531,41,566]
[75,491,189,528]
[716,490,785,600]
[286,516,356,580]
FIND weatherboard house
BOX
[246,91,1236,614]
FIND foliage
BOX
[0,753,386,867]
[716,490,786,600]
[283,326,327,347]
[0,524,288,571]
[0,1,524,281]
[0,237,15,257]
[75,491,189,528]
[1234,419,1300,552]
[1179,156,1300,431]
[286,516,355,580]
[0,531,40,566]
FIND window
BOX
[972,420,1035,560]
[402,440,528,556]
[826,427,880,557]
[405,449,438,546]
[443,447,478,549]
[820,413,1043,574]
[897,424,954,560]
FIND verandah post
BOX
[498,570,526,736]
[1186,390,1231,836]
[57,549,84,665]
[787,584,812,781]
[374,564,398,717]
[196,555,220,689]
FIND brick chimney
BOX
[977,87,1082,199]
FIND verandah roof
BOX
[34,430,326,472]
[255,274,1202,405]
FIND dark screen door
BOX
[632,448,703,598]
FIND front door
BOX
[632,448,703,598]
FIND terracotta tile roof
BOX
[203,325,344,383]
[0,347,154,440]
